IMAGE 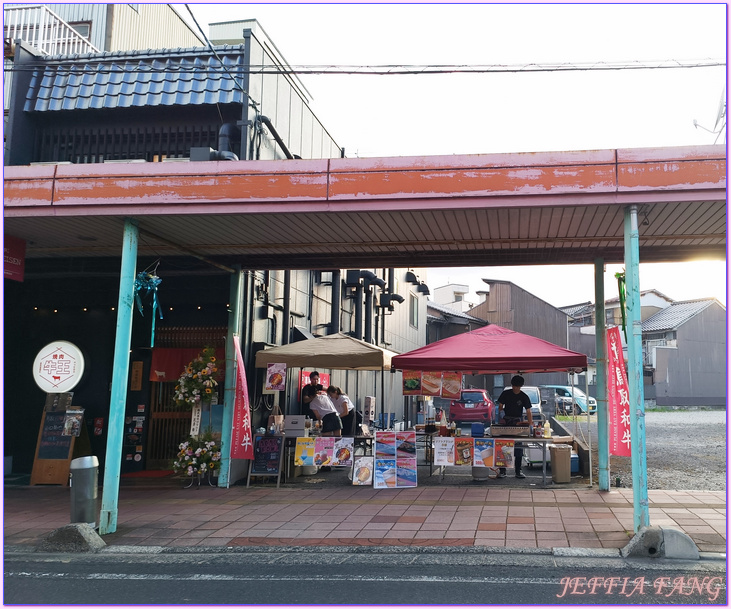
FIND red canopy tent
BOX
[391,324,587,373]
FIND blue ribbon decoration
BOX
[134,271,163,347]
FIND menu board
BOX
[294,437,316,466]
[374,431,417,489]
[352,456,373,485]
[494,440,515,468]
[474,438,495,467]
[30,411,76,485]
[454,437,474,466]
[441,373,462,399]
[421,372,442,396]
[250,434,284,474]
[402,370,422,395]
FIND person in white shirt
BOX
[327,385,362,436]
[308,390,342,437]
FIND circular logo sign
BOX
[32,341,85,393]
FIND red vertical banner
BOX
[231,337,254,460]
[607,327,631,457]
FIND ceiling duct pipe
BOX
[353,282,363,340]
[361,271,386,344]
[330,270,341,334]
[258,115,295,160]
[282,270,291,344]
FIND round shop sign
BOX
[32,341,85,393]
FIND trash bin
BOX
[549,444,571,484]
[69,456,99,527]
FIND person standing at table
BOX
[327,385,362,436]
[301,371,323,419]
[308,390,343,438]
[497,375,533,479]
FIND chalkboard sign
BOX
[31,411,76,485]
[247,434,284,488]
[37,412,73,459]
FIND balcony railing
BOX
[4,5,99,56]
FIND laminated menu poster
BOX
[402,370,422,396]
[494,439,515,468]
[441,372,462,399]
[473,438,495,467]
[395,431,417,457]
[434,436,455,466]
[314,437,336,467]
[374,458,397,489]
[331,437,354,467]
[421,372,442,397]
[265,363,286,391]
[352,456,373,486]
[375,431,397,458]
[454,437,474,466]
[294,437,316,466]
[397,458,417,487]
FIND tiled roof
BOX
[560,302,593,317]
[24,45,249,112]
[426,301,485,323]
[642,299,720,332]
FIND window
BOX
[409,293,418,328]
[69,21,92,40]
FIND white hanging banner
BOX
[190,403,202,438]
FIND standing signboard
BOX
[247,434,284,488]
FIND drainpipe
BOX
[354,283,363,340]
[330,270,341,335]
[259,115,294,160]
[282,270,291,344]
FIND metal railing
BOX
[4,5,99,56]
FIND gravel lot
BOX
[558,409,727,491]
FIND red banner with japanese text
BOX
[231,336,254,460]
[607,327,631,457]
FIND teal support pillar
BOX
[99,219,138,535]
[594,258,609,491]
[624,205,650,530]
[219,267,244,488]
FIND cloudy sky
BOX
[175,3,726,307]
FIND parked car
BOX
[541,385,597,415]
[449,389,495,424]
[520,386,546,423]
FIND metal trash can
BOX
[549,444,571,484]
[69,456,99,527]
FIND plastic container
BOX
[543,421,552,438]
[69,456,99,527]
[570,451,579,474]
[471,423,485,437]
[549,444,571,483]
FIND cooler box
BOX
[549,444,571,483]
[471,423,485,437]
[570,451,579,474]
[284,415,307,437]
[526,445,550,465]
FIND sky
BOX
[175,3,727,308]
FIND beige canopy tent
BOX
[254,333,398,371]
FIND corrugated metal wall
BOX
[106,4,202,52]
[17,3,108,50]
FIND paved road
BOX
[4,548,725,605]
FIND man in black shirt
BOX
[497,375,533,479]
[301,371,323,418]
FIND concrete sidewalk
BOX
[3,482,726,554]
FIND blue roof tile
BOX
[24,45,248,112]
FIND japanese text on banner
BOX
[231,337,254,460]
[607,326,631,457]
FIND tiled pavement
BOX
[3,483,726,553]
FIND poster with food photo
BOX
[374,458,397,489]
[473,438,495,467]
[441,372,462,399]
[294,437,316,466]
[395,431,416,457]
[331,437,354,467]
[402,370,422,395]
[494,439,515,468]
[352,456,373,486]
[314,437,336,466]
[434,437,455,466]
[265,363,286,391]
[375,431,397,458]
[454,437,474,466]
[396,458,418,487]
[421,372,442,396]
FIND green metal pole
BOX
[594,258,609,491]
[624,205,650,530]
[99,219,138,535]
[219,267,244,487]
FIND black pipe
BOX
[282,270,291,344]
[354,284,363,340]
[330,270,341,335]
[259,115,294,160]
[364,285,373,344]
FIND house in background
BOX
[562,294,726,407]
